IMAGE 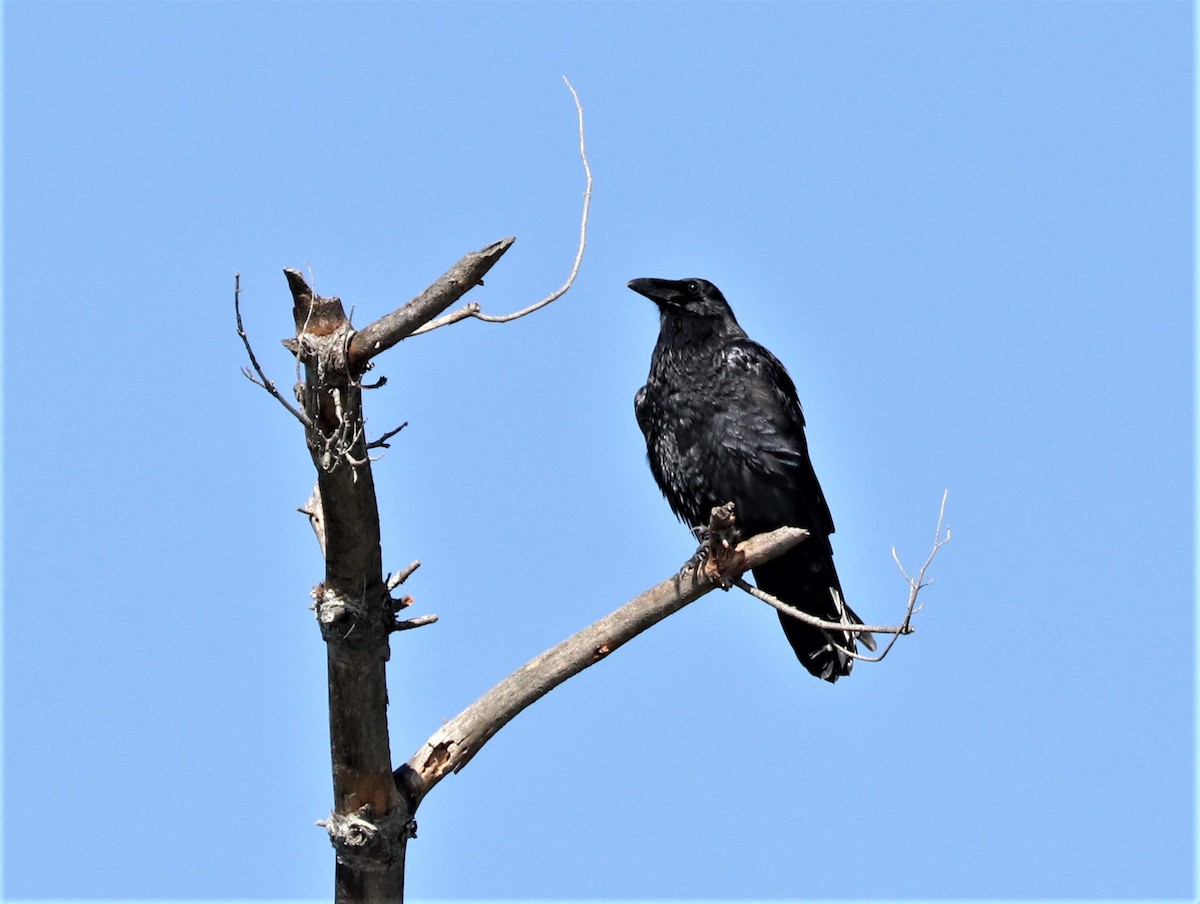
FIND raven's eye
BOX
[686,281,700,295]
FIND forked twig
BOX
[234,272,312,428]
[411,76,592,336]
[367,421,408,450]
[736,490,950,666]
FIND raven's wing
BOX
[720,338,870,680]
[716,338,836,538]
[633,384,651,438]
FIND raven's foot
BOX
[687,502,744,589]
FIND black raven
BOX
[629,277,873,681]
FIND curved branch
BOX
[395,523,808,809]
[410,75,592,336]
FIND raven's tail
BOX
[751,545,875,682]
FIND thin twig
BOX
[732,579,912,638]
[411,75,592,336]
[893,489,951,591]
[234,272,313,428]
[367,421,408,450]
[848,488,950,664]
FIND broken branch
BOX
[347,237,516,367]
[387,561,421,591]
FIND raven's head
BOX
[627,277,737,322]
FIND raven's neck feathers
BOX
[656,309,746,353]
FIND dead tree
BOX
[236,82,945,902]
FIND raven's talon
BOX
[680,543,710,579]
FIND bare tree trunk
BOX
[273,239,521,901]
[284,271,405,900]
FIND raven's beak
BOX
[627,277,675,305]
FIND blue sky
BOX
[3,1,1194,901]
